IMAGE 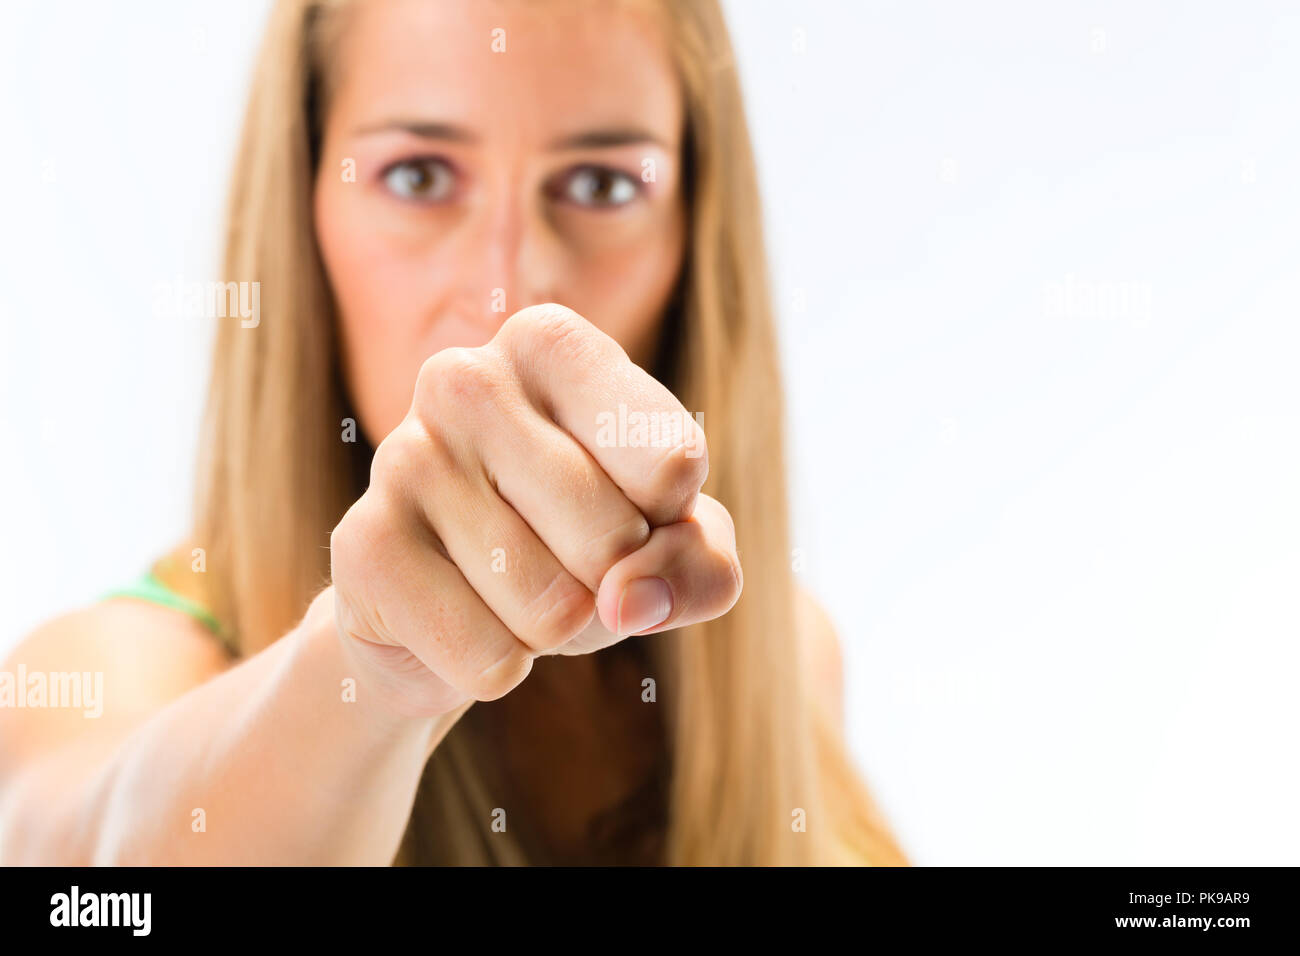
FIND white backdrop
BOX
[2,0,1296,865]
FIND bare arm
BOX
[0,588,469,865]
[0,306,742,866]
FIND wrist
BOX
[293,587,437,743]
[295,587,473,756]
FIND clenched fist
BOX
[328,303,742,717]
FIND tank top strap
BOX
[102,566,236,657]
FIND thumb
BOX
[595,492,742,638]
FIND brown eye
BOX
[383,158,455,202]
[557,166,638,207]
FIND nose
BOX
[451,182,558,333]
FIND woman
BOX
[0,0,905,866]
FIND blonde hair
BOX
[185,0,906,865]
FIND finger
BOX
[491,303,709,527]
[538,612,624,657]
[332,485,533,703]
[403,433,600,654]
[593,492,742,638]
[411,343,651,593]
[485,408,654,593]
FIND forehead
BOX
[328,0,682,142]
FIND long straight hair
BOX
[187,0,906,865]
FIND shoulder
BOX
[795,586,844,727]
[27,597,234,682]
[0,598,232,771]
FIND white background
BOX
[2,1,1297,865]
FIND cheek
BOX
[315,189,443,443]
[569,209,685,367]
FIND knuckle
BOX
[522,571,596,650]
[414,346,501,421]
[719,546,743,604]
[643,437,710,520]
[714,497,737,544]
[369,422,419,485]
[370,419,458,494]
[586,512,652,578]
[464,648,534,701]
[502,302,607,364]
[503,302,581,338]
[330,496,389,585]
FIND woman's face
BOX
[313,0,687,445]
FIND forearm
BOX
[0,591,472,865]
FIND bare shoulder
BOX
[795,586,845,726]
[0,599,233,771]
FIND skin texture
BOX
[328,303,744,716]
[316,0,734,717]
[0,0,843,865]
[315,0,688,446]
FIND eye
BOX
[554,165,639,208]
[382,157,456,202]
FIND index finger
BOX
[489,303,708,527]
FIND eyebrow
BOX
[352,120,476,141]
[352,119,670,150]
[549,127,669,150]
